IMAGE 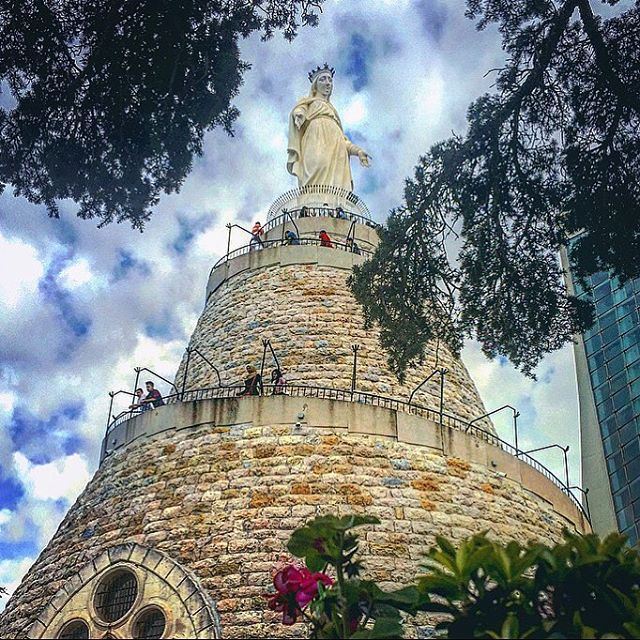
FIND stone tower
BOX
[0,189,590,639]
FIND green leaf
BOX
[306,548,326,572]
[287,526,316,557]
[500,613,520,639]
[351,617,404,639]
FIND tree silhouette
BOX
[0,0,322,228]
[352,0,639,378]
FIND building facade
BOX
[0,196,590,639]
[564,254,640,542]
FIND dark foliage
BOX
[351,0,640,377]
[278,514,640,638]
[420,530,640,638]
[0,0,322,227]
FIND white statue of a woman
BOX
[287,64,371,191]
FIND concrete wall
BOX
[560,247,617,534]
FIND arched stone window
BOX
[28,543,221,639]
[133,606,167,639]
[57,619,89,639]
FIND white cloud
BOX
[57,258,95,290]
[0,557,35,611]
[12,452,91,502]
[0,233,43,309]
[342,94,368,126]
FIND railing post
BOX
[181,348,192,400]
[350,344,360,400]
[106,391,115,434]
[225,223,232,263]
[513,410,521,457]
[563,445,570,489]
[438,367,446,431]
[102,391,116,462]
[190,348,223,387]
[130,368,141,418]
[260,339,268,396]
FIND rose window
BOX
[94,569,138,623]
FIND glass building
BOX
[567,262,640,543]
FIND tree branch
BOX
[500,0,579,118]
[577,0,640,113]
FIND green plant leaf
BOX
[351,617,404,639]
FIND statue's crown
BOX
[308,63,335,83]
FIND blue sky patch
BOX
[171,215,210,255]
[0,539,39,560]
[344,34,372,92]
[40,254,91,339]
[111,249,150,282]
[415,0,448,42]
[143,309,182,341]
[0,477,25,511]
[9,401,85,464]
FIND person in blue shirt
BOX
[285,230,300,245]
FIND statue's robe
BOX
[287,96,360,191]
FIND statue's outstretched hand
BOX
[358,149,372,168]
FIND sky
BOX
[0,0,585,605]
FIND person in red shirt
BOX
[319,229,333,248]
[250,221,264,249]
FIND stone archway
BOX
[27,543,221,639]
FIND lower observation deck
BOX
[100,384,591,528]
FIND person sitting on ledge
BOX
[271,368,287,395]
[237,365,263,396]
[345,237,361,255]
[140,381,165,409]
[335,206,347,220]
[285,230,300,245]
[319,229,333,248]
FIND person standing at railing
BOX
[335,206,347,220]
[128,388,149,412]
[345,237,361,255]
[237,365,263,396]
[271,369,287,395]
[140,381,165,409]
[319,229,333,248]
[250,221,264,250]
[285,230,300,245]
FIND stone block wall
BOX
[177,255,492,432]
[0,410,587,639]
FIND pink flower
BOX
[264,564,334,625]
[296,569,334,607]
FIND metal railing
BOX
[210,236,373,272]
[102,381,590,524]
[266,185,373,221]
[262,206,379,236]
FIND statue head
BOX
[309,63,335,100]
